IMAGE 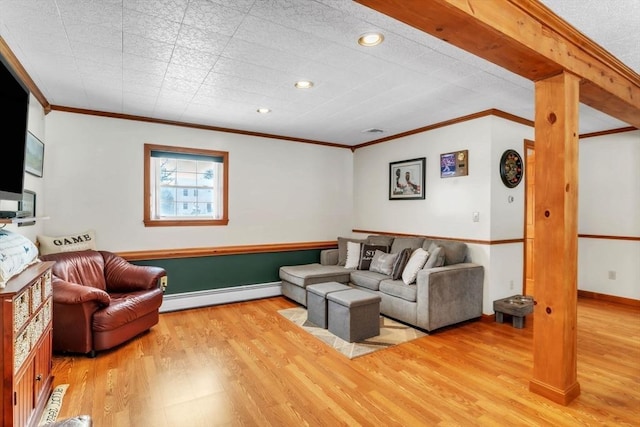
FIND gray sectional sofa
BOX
[279,235,484,332]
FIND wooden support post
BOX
[529,71,581,405]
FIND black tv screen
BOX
[0,54,29,201]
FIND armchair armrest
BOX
[101,251,166,292]
[320,249,339,265]
[415,263,484,331]
[51,276,110,355]
[52,277,111,306]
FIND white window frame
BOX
[144,143,229,227]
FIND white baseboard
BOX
[159,281,283,313]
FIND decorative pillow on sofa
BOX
[369,250,398,275]
[401,248,430,285]
[338,237,366,266]
[358,244,389,270]
[37,230,97,255]
[391,247,412,280]
[424,243,446,269]
[0,230,39,288]
[344,241,361,269]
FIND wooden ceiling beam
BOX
[355,0,640,128]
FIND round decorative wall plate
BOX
[499,149,523,188]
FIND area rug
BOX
[38,384,69,426]
[278,307,427,359]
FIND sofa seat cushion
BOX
[93,288,163,332]
[379,279,417,302]
[350,269,389,291]
[279,263,351,287]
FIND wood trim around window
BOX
[143,143,229,227]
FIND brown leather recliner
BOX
[39,250,166,357]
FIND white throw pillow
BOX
[37,230,97,255]
[401,248,430,285]
[344,241,361,269]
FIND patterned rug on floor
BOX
[278,307,427,359]
[38,384,69,426]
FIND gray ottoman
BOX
[327,289,382,342]
[307,282,352,328]
[279,263,351,306]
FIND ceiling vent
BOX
[362,128,384,133]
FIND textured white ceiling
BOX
[0,0,637,146]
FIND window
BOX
[144,144,228,226]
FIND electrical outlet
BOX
[472,212,480,222]
[608,271,616,280]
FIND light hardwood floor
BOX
[51,296,640,426]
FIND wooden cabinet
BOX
[1,262,54,427]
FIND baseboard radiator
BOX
[160,282,283,313]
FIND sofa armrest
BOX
[415,263,484,331]
[101,251,167,292]
[320,249,339,265]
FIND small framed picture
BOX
[18,190,36,227]
[440,150,468,178]
[25,132,44,178]
[389,157,426,200]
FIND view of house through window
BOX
[144,144,229,226]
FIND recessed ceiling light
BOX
[358,32,384,47]
[257,108,271,114]
[294,80,314,89]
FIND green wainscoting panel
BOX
[132,249,322,295]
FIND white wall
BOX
[354,117,494,239]
[353,115,534,314]
[578,130,640,299]
[22,108,639,305]
[43,111,354,251]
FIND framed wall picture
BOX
[18,189,36,226]
[440,149,468,178]
[389,157,426,200]
[25,132,44,177]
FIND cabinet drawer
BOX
[44,269,53,298]
[31,311,44,347]
[31,277,43,311]
[43,298,52,326]
[14,326,31,373]
[13,290,30,333]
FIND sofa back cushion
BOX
[390,237,425,254]
[41,250,107,290]
[423,239,468,265]
[367,235,395,247]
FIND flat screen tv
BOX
[0,54,30,201]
